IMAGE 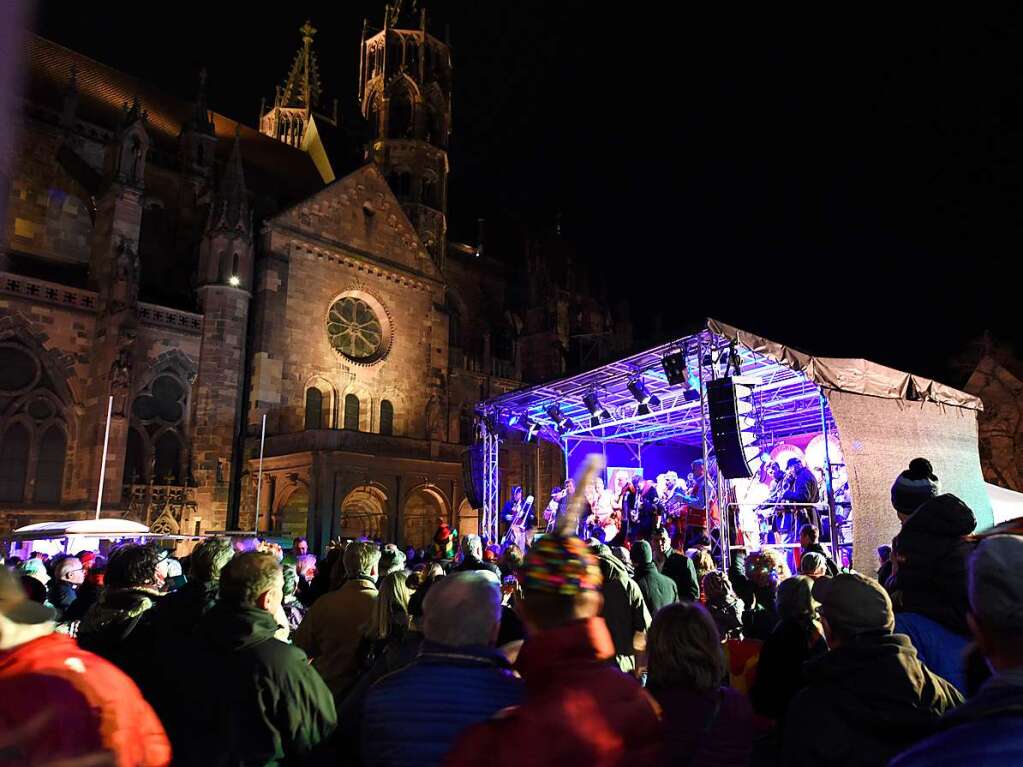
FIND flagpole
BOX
[253,413,267,534]
[95,395,114,520]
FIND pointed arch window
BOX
[0,423,30,502]
[34,427,66,503]
[380,400,394,436]
[125,427,147,484]
[305,388,323,430]
[344,394,361,431]
[154,431,182,484]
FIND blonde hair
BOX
[366,571,412,641]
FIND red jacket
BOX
[0,632,171,766]
[445,617,662,767]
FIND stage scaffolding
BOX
[475,318,989,574]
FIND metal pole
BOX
[819,390,840,566]
[253,413,267,535]
[698,338,712,557]
[95,395,114,520]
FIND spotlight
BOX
[525,421,540,443]
[628,377,660,416]
[661,350,690,387]
[545,404,563,424]
[583,391,610,427]
[228,274,241,287]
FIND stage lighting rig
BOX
[628,377,660,416]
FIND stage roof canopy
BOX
[480,318,982,447]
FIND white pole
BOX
[253,413,267,535]
[95,395,114,520]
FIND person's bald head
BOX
[422,571,501,647]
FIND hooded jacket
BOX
[595,546,651,671]
[631,541,679,616]
[781,631,963,767]
[149,601,336,766]
[662,550,701,601]
[0,631,171,766]
[890,494,976,635]
[445,617,662,767]
[76,586,161,672]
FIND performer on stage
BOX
[501,486,535,552]
[774,457,820,543]
[631,477,662,541]
[500,486,534,537]
[679,459,715,547]
[543,485,564,534]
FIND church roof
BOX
[23,35,326,206]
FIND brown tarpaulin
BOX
[707,318,992,574]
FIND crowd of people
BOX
[1,456,1021,766]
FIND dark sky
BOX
[30,2,1023,383]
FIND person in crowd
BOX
[798,551,828,579]
[294,540,380,698]
[799,524,840,576]
[154,552,336,765]
[358,570,413,670]
[161,556,186,592]
[652,526,671,570]
[18,575,47,605]
[0,567,171,765]
[408,562,444,618]
[77,543,163,672]
[378,543,406,577]
[46,555,84,618]
[646,601,754,767]
[741,547,789,640]
[702,570,744,640]
[878,543,893,585]
[143,536,234,639]
[4,555,21,570]
[16,558,49,588]
[890,534,1023,766]
[446,533,661,767]
[781,572,963,766]
[456,534,502,577]
[292,536,310,558]
[632,539,679,616]
[889,493,977,693]
[307,543,345,604]
[662,532,701,601]
[891,458,941,523]
[482,546,499,565]
[431,517,458,561]
[594,543,651,673]
[611,545,635,577]
[750,575,828,722]
[281,564,308,635]
[64,559,104,621]
[498,544,524,578]
[362,572,523,767]
[688,549,715,589]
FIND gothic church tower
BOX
[360,6,451,265]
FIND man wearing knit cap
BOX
[891,458,941,522]
[446,457,661,767]
[781,573,962,767]
[890,534,1023,767]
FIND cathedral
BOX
[0,12,630,550]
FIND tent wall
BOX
[826,390,993,575]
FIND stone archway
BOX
[403,484,449,550]
[279,487,310,538]
[340,484,389,540]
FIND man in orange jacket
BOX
[0,566,171,766]
[445,533,662,767]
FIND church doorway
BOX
[403,485,448,550]
[456,498,479,537]
[339,484,389,541]
[278,487,309,539]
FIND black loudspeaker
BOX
[707,376,759,479]
[461,447,486,509]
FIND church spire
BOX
[207,127,250,236]
[186,67,215,135]
[279,20,322,112]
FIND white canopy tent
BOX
[986,482,1023,525]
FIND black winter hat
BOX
[891,458,940,516]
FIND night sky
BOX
[29,2,1023,383]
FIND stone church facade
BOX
[0,14,630,550]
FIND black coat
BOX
[661,552,700,602]
[890,494,976,635]
[749,618,828,721]
[632,554,679,616]
[47,580,77,618]
[802,542,840,577]
[781,632,963,767]
[147,602,337,766]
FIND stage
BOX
[474,319,992,574]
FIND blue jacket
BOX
[889,668,1023,767]
[362,641,523,767]
[895,612,969,694]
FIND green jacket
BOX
[631,542,680,615]
[150,602,337,766]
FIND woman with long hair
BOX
[646,602,754,767]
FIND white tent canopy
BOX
[12,518,150,540]
[986,482,1023,526]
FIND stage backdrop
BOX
[826,390,993,575]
